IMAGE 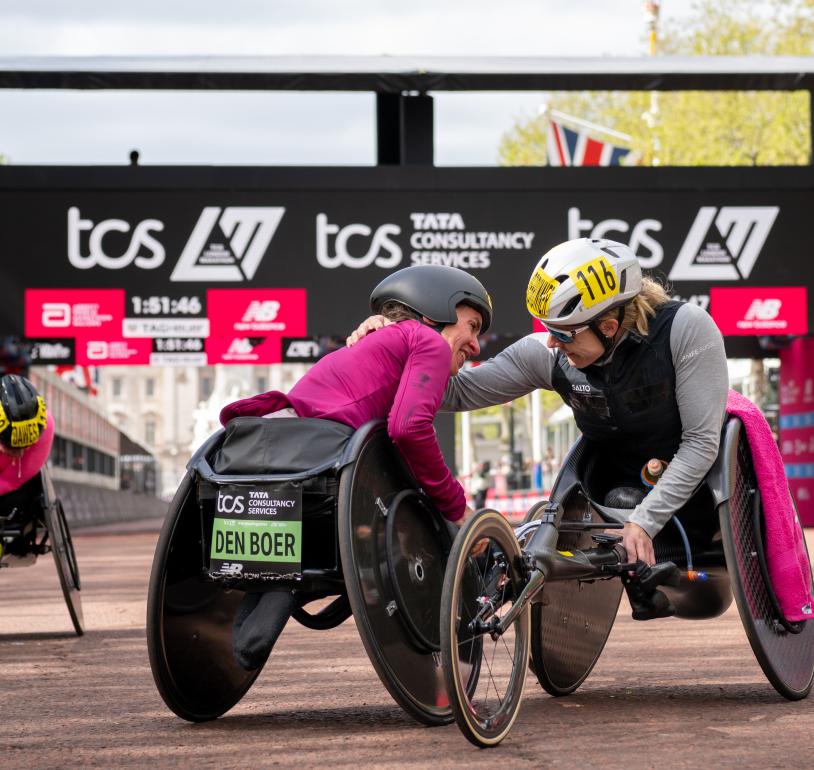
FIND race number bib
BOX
[526,267,560,318]
[209,483,302,579]
[568,255,619,309]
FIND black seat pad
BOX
[212,417,355,475]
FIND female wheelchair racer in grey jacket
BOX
[349,237,729,567]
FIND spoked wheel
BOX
[43,499,84,636]
[441,509,529,748]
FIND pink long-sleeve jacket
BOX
[0,413,55,497]
[219,320,465,521]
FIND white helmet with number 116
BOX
[526,238,642,327]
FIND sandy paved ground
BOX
[1,524,814,769]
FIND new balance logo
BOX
[171,207,285,282]
[669,206,779,281]
[227,338,254,355]
[242,300,280,323]
[744,298,782,321]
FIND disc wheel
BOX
[44,499,84,636]
[530,490,622,696]
[441,509,529,748]
[337,426,453,726]
[720,421,814,700]
[147,473,263,721]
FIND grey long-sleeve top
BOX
[442,303,729,537]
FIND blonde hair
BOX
[598,277,670,337]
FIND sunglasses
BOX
[546,324,590,344]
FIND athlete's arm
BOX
[628,304,728,538]
[387,326,466,522]
[441,333,556,412]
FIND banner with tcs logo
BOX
[2,166,810,358]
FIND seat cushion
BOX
[212,417,355,475]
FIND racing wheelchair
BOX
[0,468,84,635]
[440,416,814,746]
[147,417,466,724]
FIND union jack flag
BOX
[546,119,631,167]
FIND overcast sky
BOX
[0,1,700,165]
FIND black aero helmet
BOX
[0,374,48,449]
[370,265,493,333]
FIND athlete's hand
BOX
[346,315,391,347]
[619,521,655,566]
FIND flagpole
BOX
[642,1,661,165]
[545,107,632,143]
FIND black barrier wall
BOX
[1,165,812,355]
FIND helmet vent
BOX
[619,271,627,292]
[561,296,581,316]
[555,274,569,284]
[604,246,623,260]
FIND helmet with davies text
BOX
[0,374,48,450]
[526,238,642,328]
[370,264,493,333]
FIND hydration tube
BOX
[672,515,708,582]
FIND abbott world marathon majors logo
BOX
[316,212,534,270]
[669,206,779,281]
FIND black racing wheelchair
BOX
[440,416,814,746]
[0,468,84,635]
[147,416,468,724]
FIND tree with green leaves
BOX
[498,0,813,166]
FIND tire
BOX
[146,473,263,721]
[720,421,814,700]
[440,509,529,747]
[337,426,453,726]
[44,499,84,636]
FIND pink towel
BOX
[726,390,813,622]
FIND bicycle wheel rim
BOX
[45,499,84,635]
[441,509,529,747]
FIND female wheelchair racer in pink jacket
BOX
[220,264,494,525]
[220,265,493,671]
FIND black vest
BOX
[551,301,683,481]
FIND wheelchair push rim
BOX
[337,427,454,726]
[44,498,84,636]
[720,422,814,700]
[440,509,530,748]
[146,472,264,721]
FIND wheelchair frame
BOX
[440,416,814,747]
[146,419,456,725]
[0,467,83,636]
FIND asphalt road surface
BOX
[2,522,813,769]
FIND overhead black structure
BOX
[1,55,813,166]
[1,55,814,91]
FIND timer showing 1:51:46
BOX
[130,296,203,315]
